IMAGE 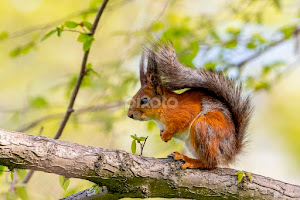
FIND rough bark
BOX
[0,128,299,199]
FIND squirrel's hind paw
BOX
[168,152,187,169]
[168,152,212,169]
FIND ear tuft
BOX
[139,51,147,86]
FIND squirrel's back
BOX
[148,42,252,154]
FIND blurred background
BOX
[0,0,300,199]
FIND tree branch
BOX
[0,129,299,199]
[54,0,110,139]
[60,186,119,200]
[236,27,300,68]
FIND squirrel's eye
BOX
[141,98,148,105]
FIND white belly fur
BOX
[153,120,198,158]
[174,130,198,158]
[153,120,165,131]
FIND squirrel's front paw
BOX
[160,130,172,142]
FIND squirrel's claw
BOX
[168,151,185,161]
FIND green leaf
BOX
[41,29,56,41]
[17,169,27,180]
[235,171,243,176]
[210,29,220,41]
[82,21,93,30]
[88,68,100,77]
[94,185,100,194]
[131,140,136,154]
[90,0,104,8]
[225,39,237,49]
[262,61,284,77]
[254,81,270,91]
[11,172,14,181]
[86,63,100,78]
[147,121,156,131]
[15,185,28,200]
[252,33,266,44]
[29,96,48,109]
[77,33,94,51]
[151,21,164,31]
[164,27,192,39]
[226,26,241,35]
[56,27,62,37]
[77,33,91,43]
[237,173,244,184]
[64,21,78,28]
[83,37,94,51]
[0,31,9,40]
[0,165,4,176]
[86,63,92,69]
[21,43,34,55]
[59,176,70,191]
[204,62,216,70]
[262,66,272,75]
[246,41,257,49]
[130,135,137,140]
[190,41,199,54]
[281,26,296,39]
[9,48,21,58]
[246,172,252,182]
[256,12,263,24]
[272,0,281,10]
[139,137,147,141]
[5,192,18,200]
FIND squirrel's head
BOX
[127,50,165,121]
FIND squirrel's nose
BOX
[128,113,134,119]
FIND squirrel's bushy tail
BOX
[147,43,252,152]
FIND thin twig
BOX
[140,136,148,156]
[37,126,44,136]
[8,8,97,39]
[294,28,300,55]
[269,56,300,88]
[16,101,123,133]
[3,1,133,40]
[8,169,18,193]
[21,170,34,185]
[236,27,300,69]
[63,29,85,34]
[54,0,110,139]
[142,0,171,34]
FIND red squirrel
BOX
[127,41,252,169]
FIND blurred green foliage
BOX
[0,0,299,199]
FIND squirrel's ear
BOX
[139,51,147,86]
[145,50,163,95]
[149,74,163,95]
